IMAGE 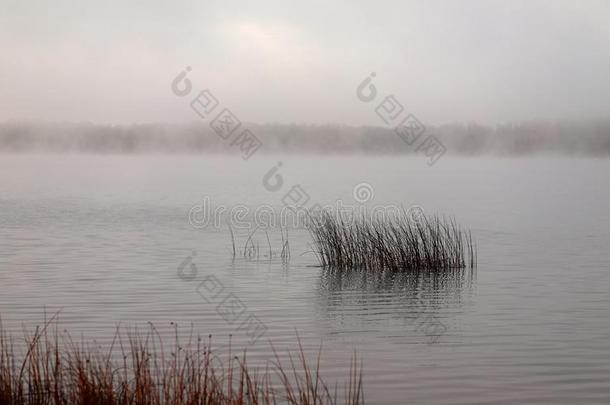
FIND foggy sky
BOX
[1,0,609,125]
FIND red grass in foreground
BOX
[0,315,363,405]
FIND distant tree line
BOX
[1,119,609,156]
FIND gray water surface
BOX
[1,155,609,404]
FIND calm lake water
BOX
[1,154,609,404]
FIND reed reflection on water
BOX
[317,267,476,344]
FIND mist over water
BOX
[3,0,610,403]
[2,120,610,156]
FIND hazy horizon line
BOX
[2,119,610,157]
[3,117,610,128]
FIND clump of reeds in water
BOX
[308,210,476,271]
[229,225,291,263]
[0,316,363,405]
